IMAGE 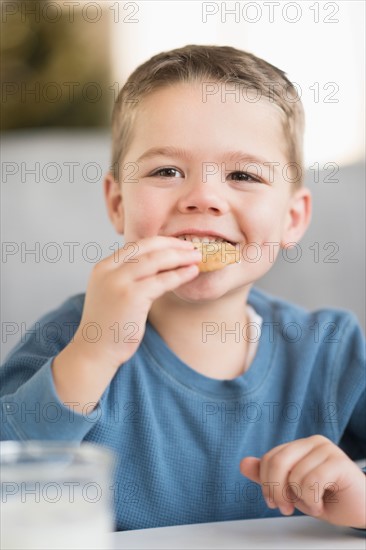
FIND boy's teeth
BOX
[178,235,224,243]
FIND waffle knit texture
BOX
[1,288,365,531]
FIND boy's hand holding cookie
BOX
[72,236,202,370]
[240,435,366,528]
[52,237,201,408]
[71,238,239,371]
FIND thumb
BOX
[240,457,261,483]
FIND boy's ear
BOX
[104,172,124,234]
[280,187,312,248]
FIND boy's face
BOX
[105,82,311,302]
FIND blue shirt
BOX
[1,288,365,530]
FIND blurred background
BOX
[1,0,365,360]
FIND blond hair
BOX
[111,44,305,187]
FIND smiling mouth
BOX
[176,234,237,246]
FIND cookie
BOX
[193,242,240,272]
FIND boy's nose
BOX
[177,180,229,215]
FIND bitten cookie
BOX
[193,242,239,272]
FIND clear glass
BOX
[0,441,115,550]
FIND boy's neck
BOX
[147,288,252,379]
[149,287,251,332]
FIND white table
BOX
[109,516,365,549]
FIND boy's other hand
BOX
[72,237,201,371]
[240,435,366,528]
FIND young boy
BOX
[1,45,365,532]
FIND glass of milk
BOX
[0,441,115,550]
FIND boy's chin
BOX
[172,270,247,303]
[172,286,223,303]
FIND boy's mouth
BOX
[175,234,237,246]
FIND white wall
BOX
[110,0,365,166]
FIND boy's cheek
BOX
[124,211,163,241]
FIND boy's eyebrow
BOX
[136,146,277,170]
[223,150,277,168]
[136,147,190,164]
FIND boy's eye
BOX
[148,168,263,183]
[150,167,183,178]
[228,171,261,183]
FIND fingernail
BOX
[279,504,292,515]
[264,497,275,509]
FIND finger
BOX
[240,457,287,513]
[137,263,200,302]
[102,237,197,269]
[287,445,336,516]
[259,436,327,490]
[291,456,345,520]
[260,437,328,513]
[130,236,199,257]
[240,457,261,484]
[128,248,202,282]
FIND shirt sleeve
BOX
[332,314,366,532]
[336,312,366,460]
[0,297,100,442]
[351,467,366,532]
